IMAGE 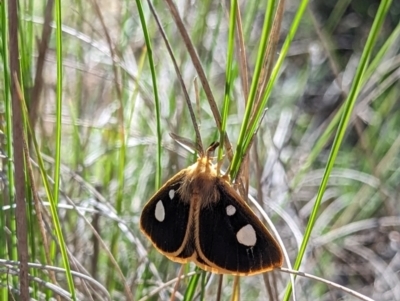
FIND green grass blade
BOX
[241,0,310,166]
[21,88,77,301]
[291,19,400,190]
[283,1,393,300]
[218,0,238,162]
[137,0,162,189]
[183,271,201,301]
[230,0,276,178]
[54,0,63,209]
[0,1,14,300]
[51,1,77,299]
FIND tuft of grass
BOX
[1,0,399,300]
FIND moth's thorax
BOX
[179,156,220,206]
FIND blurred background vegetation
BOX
[1,0,399,300]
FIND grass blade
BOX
[283,1,393,299]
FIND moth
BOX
[140,142,283,275]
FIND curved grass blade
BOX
[283,0,393,299]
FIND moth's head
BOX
[189,141,220,173]
[196,141,232,180]
[195,155,216,174]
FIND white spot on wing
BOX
[169,189,175,200]
[155,200,165,222]
[236,224,257,246]
[226,205,236,216]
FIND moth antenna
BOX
[206,141,220,160]
[170,132,204,156]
